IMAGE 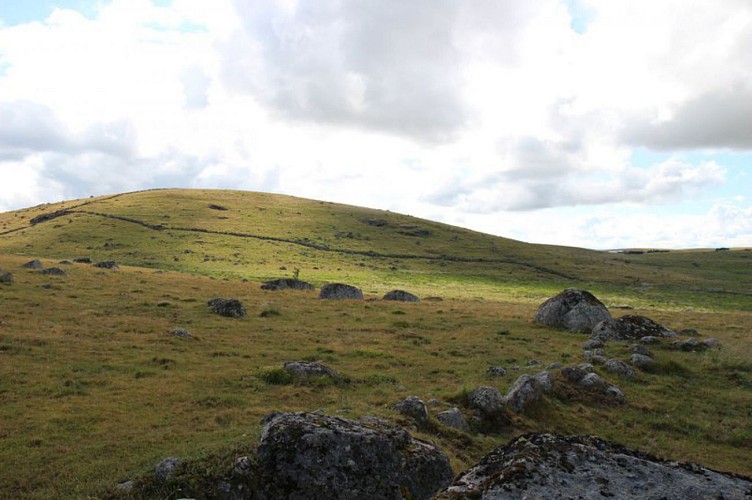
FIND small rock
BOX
[261,278,315,291]
[672,338,709,352]
[283,361,341,379]
[319,283,364,300]
[234,456,252,476]
[603,359,637,378]
[630,353,655,370]
[702,338,721,349]
[592,315,676,342]
[38,267,66,276]
[394,396,429,428]
[383,290,420,302]
[640,335,662,344]
[73,257,91,263]
[578,372,607,389]
[630,344,653,357]
[94,261,119,270]
[58,260,72,265]
[468,386,505,416]
[436,407,471,432]
[677,328,699,336]
[207,298,247,318]
[154,456,182,483]
[606,385,626,402]
[547,363,563,370]
[115,480,134,492]
[582,338,604,350]
[577,363,595,373]
[170,328,192,339]
[486,366,506,377]
[504,372,552,413]
[22,259,43,269]
[0,272,12,283]
[561,366,588,383]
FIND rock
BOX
[577,363,595,373]
[579,372,607,389]
[207,298,247,318]
[73,257,91,263]
[383,290,420,302]
[435,407,471,432]
[208,203,229,211]
[170,328,192,339]
[234,456,252,476]
[38,267,66,276]
[114,480,134,492]
[547,362,563,370]
[672,337,718,352]
[319,283,364,300]
[257,412,453,500]
[94,261,119,270]
[677,328,699,336]
[394,396,429,428]
[562,366,589,383]
[0,272,12,283]
[630,353,655,370]
[468,386,505,416]
[703,338,721,349]
[605,385,626,402]
[437,433,752,499]
[503,372,552,413]
[22,259,43,269]
[154,456,182,483]
[604,359,637,378]
[591,315,676,342]
[534,288,611,332]
[639,335,662,344]
[283,361,340,379]
[486,366,506,377]
[582,338,604,350]
[630,344,653,357]
[58,260,72,265]
[260,278,315,291]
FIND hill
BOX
[0,189,750,498]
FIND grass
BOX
[0,189,750,497]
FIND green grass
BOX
[0,189,750,497]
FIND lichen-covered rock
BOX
[207,298,247,318]
[170,328,192,339]
[319,283,364,300]
[436,407,471,432]
[468,386,505,417]
[630,344,653,357]
[639,335,662,344]
[672,337,719,352]
[603,359,637,378]
[592,315,676,342]
[582,338,604,350]
[534,289,611,332]
[257,412,453,500]
[437,433,752,499]
[383,290,420,302]
[394,396,429,428]
[154,456,182,483]
[260,278,315,291]
[283,361,340,379]
[630,353,655,370]
[503,372,552,413]
[486,366,506,377]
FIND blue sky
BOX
[1,0,751,249]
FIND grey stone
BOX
[577,363,595,373]
[394,396,429,428]
[630,344,653,357]
[38,267,66,276]
[0,272,12,283]
[94,261,119,270]
[435,407,471,432]
[468,386,504,416]
[640,335,662,344]
[503,372,552,413]
[703,338,721,349]
[115,480,134,492]
[22,259,43,269]
[257,412,453,500]
[319,283,364,300]
[283,361,341,379]
[582,338,604,350]
[154,456,182,483]
[261,278,315,291]
[606,385,626,402]
[207,298,247,318]
[383,290,420,302]
[672,337,712,352]
[534,288,611,332]
[630,353,655,370]
[437,433,752,499]
[170,328,192,339]
[486,366,506,377]
[579,372,607,389]
[604,359,637,378]
[677,328,699,336]
[592,315,676,342]
[547,363,563,370]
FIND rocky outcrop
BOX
[257,412,453,500]
[207,298,247,318]
[438,432,752,499]
[260,278,315,291]
[534,289,611,332]
[383,290,420,302]
[591,315,676,342]
[319,283,364,300]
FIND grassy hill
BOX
[0,189,750,498]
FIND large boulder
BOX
[261,278,315,291]
[591,315,676,342]
[207,298,247,318]
[437,433,752,499]
[257,412,453,499]
[534,289,611,332]
[319,283,364,300]
[383,290,420,302]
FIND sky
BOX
[1,0,751,250]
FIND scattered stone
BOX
[468,386,505,417]
[504,372,552,413]
[394,396,429,428]
[605,386,626,402]
[319,283,364,300]
[528,359,541,366]
[234,456,252,476]
[22,259,43,269]
[591,315,676,342]
[435,407,471,432]
[257,412,453,500]
[261,278,315,291]
[170,328,192,339]
[562,366,589,384]
[154,456,182,483]
[283,361,340,379]
[672,337,718,352]
[383,290,420,302]
[423,296,444,301]
[639,335,662,344]
[534,288,611,332]
[583,351,607,365]
[115,480,134,492]
[437,433,752,499]
[0,273,12,283]
[630,353,655,371]
[703,338,721,349]
[94,261,119,270]
[677,328,699,336]
[38,267,66,276]
[582,338,604,350]
[58,260,72,265]
[208,203,228,211]
[207,298,247,318]
[547,363,563,370]
[486,366,506,377]
[604,359,637,378]
[73,257,91,263]
[579,372,607,389]
[630,344,653,357]
[577,363,595,373]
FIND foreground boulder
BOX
[534,289,611,332]
[383,290,420,302]
[319,283,364,300]
[260,278,315,291]
[592,315,676,342]
[438,432,752,499]
[207,298,247,318]
[257,412,453,499]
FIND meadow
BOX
[0,189,750,498]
